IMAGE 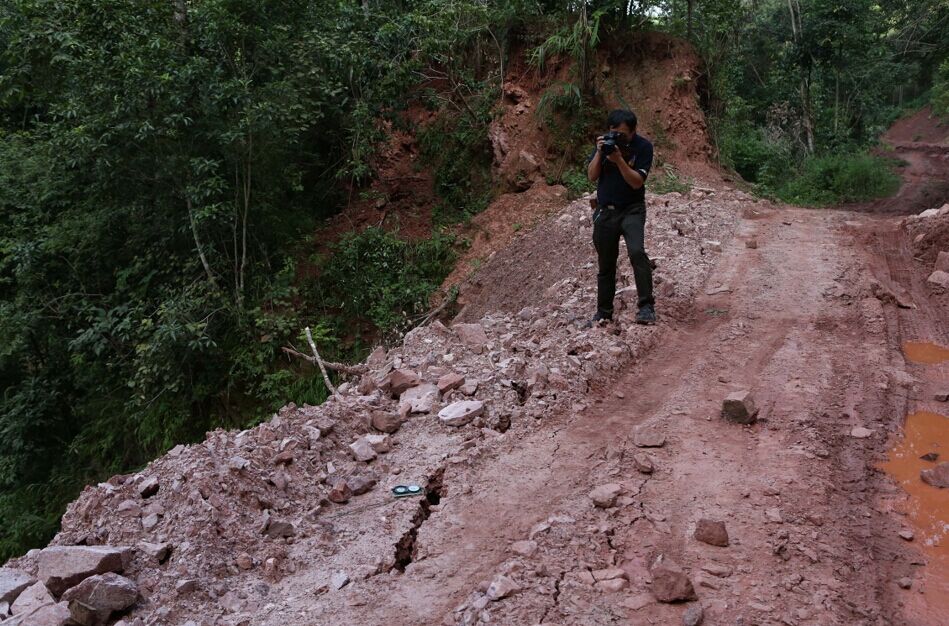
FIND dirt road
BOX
[256,203,945,626]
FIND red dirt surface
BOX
[8,33,949,626]
[849,105,949,214]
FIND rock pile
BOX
[2,186,740,625]
[1,546,136,625]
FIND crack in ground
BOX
[538,569,566,624]
[391,466,446,572]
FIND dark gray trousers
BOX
[592,203,654,314]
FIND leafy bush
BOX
[649,166,693,195]
[933,59,949,116]
[418,94,495,225]
[775,153,901,206]
[318,228,457,338]
[561,167,596,198]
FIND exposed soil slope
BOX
[850,105,949,214]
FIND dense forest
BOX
[0,0,946,559]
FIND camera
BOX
[600,130,626,156]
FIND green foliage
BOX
[718,120,899,205]
[417,95,495,225]
[0,0,500,559]
[649,166,693,195]
[773,153,901,206]
[933,59,949,116]
[317,228,456,339]
[562,167,596,199]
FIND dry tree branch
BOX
[281,344,369,376]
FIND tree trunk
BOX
[687,0,694,40]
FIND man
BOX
[585,109,655,327]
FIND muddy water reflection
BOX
[902,341,949,364]
[881,410,949,619]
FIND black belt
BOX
[600,201,645,212]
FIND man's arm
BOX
[586,136,606,182]
[606,151,645,189]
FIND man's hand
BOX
[606,149,625,165]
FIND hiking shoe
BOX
[582,311,612,329]
[635,304,657,325]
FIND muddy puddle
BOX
[902,340,949,364]
[881,410,949,619]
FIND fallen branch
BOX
[282,345,368,375]
[281,328,370,401]
[304,327,340,400]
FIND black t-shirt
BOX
[587,133,654,206]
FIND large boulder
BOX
[0,567,34,604]
[722,390,758,424]
[61,573,139,625]
[5,601,72,626]
[11,581,54,615]
[38,545,131,596]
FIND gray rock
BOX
[722,390,758,424]
[328,479,352,503]
[385,369,421,397]
[38,546,131,596]
[0,568,34,604]
[850,426,873,438]
[589,483,622,508]
[137,476,159,498]
[935,250,949,273]
[264,520,296,539]
[438,401,485,427]
[683,604,704,626]
[141,513,160,531]
[485,575,520,601]
[453,323,489,354]
[633,453,655,474]
[921,462,949,488]
[365,434,390,453]
[175,579,198,595]
[61,573,138,625]
[650,556,696,603]
[694,519,729,547]
[4,601,72,625]
[370,410,401,434]
[927,270,949,290]
[349,437,377,462]
[10,580,52,615]
[633,427,666,448]
[399,383,439,414]
[348,474,377,496]
[510,540,537,557]
[331,572,349,590]
[437,372,465,394]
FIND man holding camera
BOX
[585,109,655,327]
